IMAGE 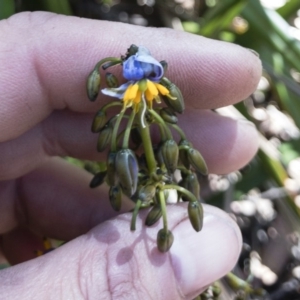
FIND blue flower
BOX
[101,46,173,113]
[123,47,164,82]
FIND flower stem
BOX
[158,190,168,230]
[130,200,142,231]
[101,101,123,112]
[162,184,198,202]
[169,124,186,140]
[137,95,156,174]
[94,57,122,71]
[111,109,125,151]
[148,109,172,140]
[122,110,136,149]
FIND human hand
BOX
[0,12,261,299]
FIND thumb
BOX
[0,204,241,300]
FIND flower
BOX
[123,47,163,81]
[101,46,173,112]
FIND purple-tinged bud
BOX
[145,204,162,226]
[157,229,174,252]
[91,110,107,133]
[97,124,112,152]
[160,78,185,114]
[161,140,179,173]
[187,148,208,175]
[115,149,139,197]
[179,172,200,201]
[160,107,178,124]
[89,171,107,188]
[188,201,203,232]
[179,139,192,169]
[87,69,101,102]
[137,184,156,204]
[105,72,119,88]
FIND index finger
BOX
[0,12,261,142]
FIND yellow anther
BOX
[154,83,169,95]
[145,89,154,102]
[146,80,159,96]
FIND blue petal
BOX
[122,46,164,82]
[123,56,145,81]
[101,82,132,99]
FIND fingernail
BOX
[170,211,242,299]
[246,48,260,58]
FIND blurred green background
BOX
[3,0,300,299]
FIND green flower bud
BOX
[161,140,179,173]
[89,171,107,188]
[187,148,208,175]
[145,204,162,226]
[137,184,156,203]
[87,69,101,102]
[106,152,117,186]
[105,72,119,88]
[179,139,191,169]
[157,229,174,252]
[109,185,122,211]
[159,107,178,124]
[179,172,200,201]
[97,124,112,152]
[188,201,203,232]
[115,149,139,197]
[160,78,185,114]
[91,110,107,133]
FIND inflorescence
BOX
[87,45,207,252]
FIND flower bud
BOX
[179,139,191,169]
[179,172,200,201]
[188,201,203,232]
[161,78,184,114]
[187,148,208,175]
[115,149,139,197]
[105,72,119,88]
[106,152,117,186]
[157,229,174,252]
[89,171,107,188]
[91,110,107,133]
[161,140,179,173]
[159,107,178,124]
[145,204,162,226]
[87,69,101,102]
[109,185,122,211]
[97,124,112,152]
[137,184,156,203]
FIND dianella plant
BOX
[87,45,208,252]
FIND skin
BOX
[0,12,262,300]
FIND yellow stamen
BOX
[123,84,133,102]
[134,90,142,104]
[145,89,154,102]
[146,80,159,96]
[154,83,169,95]
[124,83,139,102]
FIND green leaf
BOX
[0,0,15,20]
